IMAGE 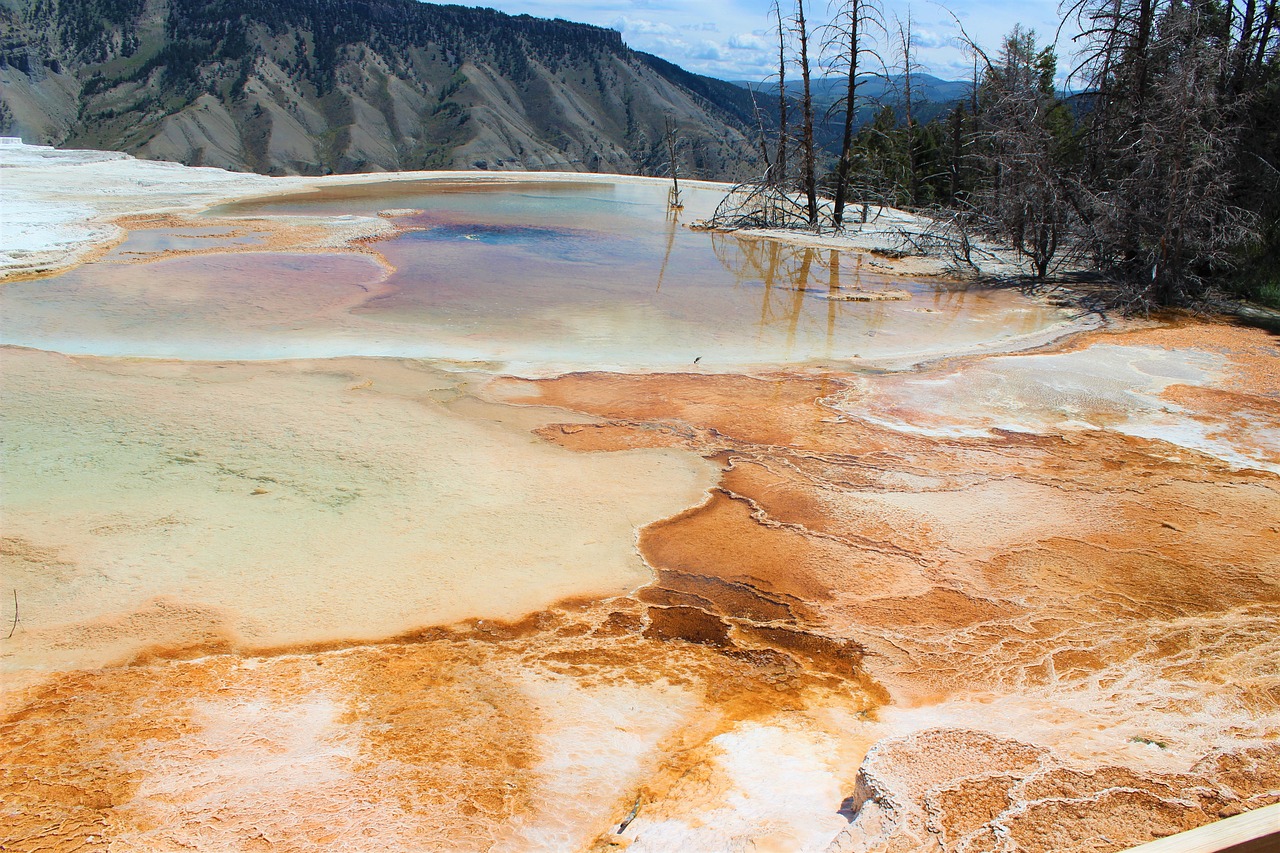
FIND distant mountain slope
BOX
[733,73,973,144]
[0,0,763,177]
[735,74,973,107]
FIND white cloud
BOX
[912,29,955,50]
[727,32,769,51]
[466,0,1078,83]
[611,16,678,36]
[689,40,724,60]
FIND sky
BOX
[465,1,1078,83]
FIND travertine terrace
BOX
[1,145,1277,852]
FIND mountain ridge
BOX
[0,0,763,177]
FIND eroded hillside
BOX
[0,0,762,176]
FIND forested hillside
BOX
[734,0,1280,308]
[0,0,763,177]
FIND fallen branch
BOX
[692,179,821,232]
[617,795,643,834]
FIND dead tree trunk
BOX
[773,1,789,187]
[664,117,682,209]
[796,0,819,226]
[897,12,919,205]
[830,0,877,227]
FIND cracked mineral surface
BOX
[2,161,1276,852]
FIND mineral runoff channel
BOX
[1,160,1278,852]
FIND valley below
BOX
[1,145,1278,852]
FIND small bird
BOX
[693,356,702,364]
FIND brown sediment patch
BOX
[0,227,133,284]
[496,370,867,451]
[1000,790,1211,852]
[533,420,715,453]
[1161,383,1280,467]
[1191,745,1280,804]
[0,208,400,286]
[640,488,850,604]
[926,774,1019,841]
[815,288,912,301]
[643,605,733,646]
[640,567,802,623]
[840,587,1014,631]
[102,212,400,274]
[0,597,878,852]
[1038,313,1280,396]
[111,213,221,231]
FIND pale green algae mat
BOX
[1,352,715,671]
[2,146,1278,852]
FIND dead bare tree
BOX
[694,180,815,231]
[663,116,683,210]
[794,0,820,226]
[894,10,922,204]
[1064,0,1260,305]
[823,0,885,227]
[893,201,1010,274]
[967,26,1080,280]
[697,0,824,233]
[772,1,790,187]
[745,84,775,174]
